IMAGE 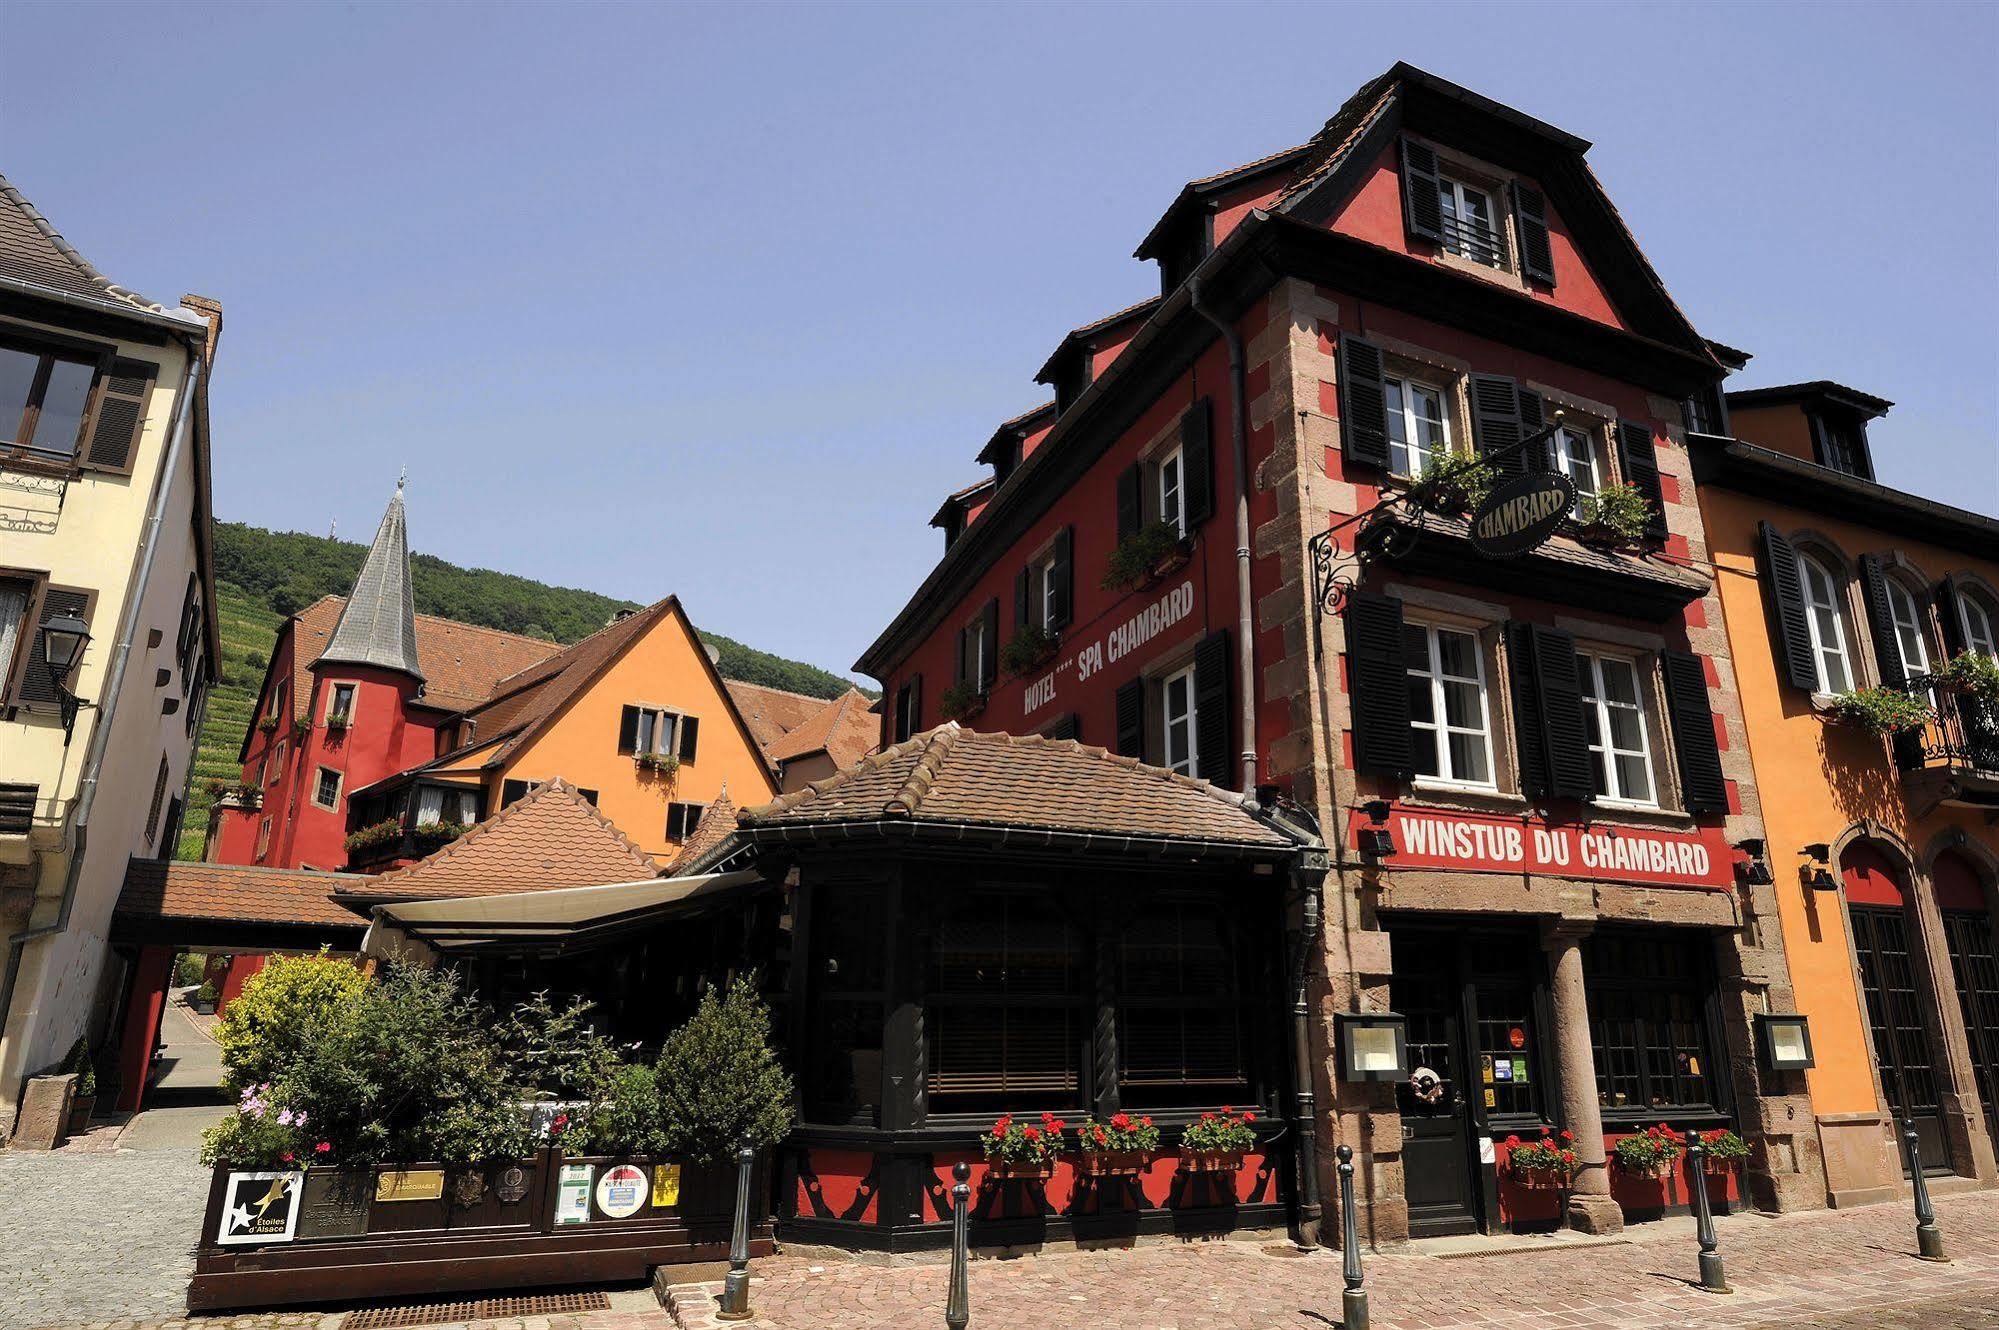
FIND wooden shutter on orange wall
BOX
[1857,555,1907,689]
[1757,523,1820,693]
[677,714,700,762]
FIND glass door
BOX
[1851,905,1953,1173]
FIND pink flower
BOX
[314,1142,332,1154]
[277,1109,295,1127]
[281,1151,295,1164]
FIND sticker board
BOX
[595,1163,649,1219]
[652,1163,682,1208]
[555,1164,593,1225]
[217,1171,304,1246]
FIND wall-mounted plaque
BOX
[495,1164,531,1205]
[375,1169,446,1203]
[555,1164,593,1225]
[651,1163,681,1208]
[217,1171,304,1246]
[297,1170,371,1239]
[452,1171,486,1207]
[595,1164,648,1219]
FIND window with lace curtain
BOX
[0,577,30,696]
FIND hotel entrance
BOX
[1387,922,1554,1237]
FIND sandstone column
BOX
[1543,921,1623,1234]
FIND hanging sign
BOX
[595,1163,649,1218]
[1350,806,1732,890]
[217,1171,304,1246]
[1469,471,1576,559]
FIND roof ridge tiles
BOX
[885,723,959,816]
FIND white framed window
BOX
[1404,622,1495,789]
[326,682,357,725]
[1384,376,1450,476]
[1547,425,1600,496]
[1960,589,1999,658]
[1580,653,1656,807]
[1438,176,1503,267]
[1797,553,1853,693]
[633,705,679,756]
[0,575,31,688]
[1158,446,1186,536]
[1884,579,1932,680]
[1161,663,1198,777]
[254,817,272,860]
[312,766,342,811]
[415,785,478,827]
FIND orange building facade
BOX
[1693,384,1999,1206]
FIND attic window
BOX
[1810,411,1873,479]
[1438,176,1504,268]
[0,339,96,461]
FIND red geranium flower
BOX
[1222,1105,1234,1115]
[1560,1130,1574,1142]
[1243,1112,1256,1124]
[281,1151,295,1163]
[1110,1112,1131,1131]
[1505,1135,1522,1148]
[1140,1116,1153,1128]
[314,1141,332,1154]
[1023,1126,1041,1141]
[994,1115,1013,1135]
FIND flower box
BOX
[1575,521,1630,551]
[1701,1155,1736,1177]
[1142,543,1193,587]
[1075,1150,1149,1178]
[1615,1159,1672,1181]
[1509,1165,1567,1190]
[1179,1148,1245,1173]
[986,1157,1057,1181]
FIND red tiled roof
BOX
[287,595,561,719]
[0,172,162,312]
[117,860,368,930]
[342,778,659,902]
[725,681,833,757]
[768,688,877,770]
[740,725,1297,849]
[667,789,738,872]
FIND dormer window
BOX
[1810,411,1873,479]
[1437,176,1503,268]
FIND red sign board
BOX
[1351,806,1733,891]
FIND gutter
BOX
[0,273,207,334]
[738,817,1302,864]
[0,338,201,1074]
[1186,276,1260,796]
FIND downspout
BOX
[0,340,201,1074]
[1186,277,1258,796]
[1288,851,1327,1244]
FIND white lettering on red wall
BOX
[1353,806,1731,890]
[1023,580,1196,716]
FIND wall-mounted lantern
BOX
[38,613,91,744]
[1356,800,1396,862]
[1735,838,1774,886]
[1337,1011,1408,1083]
[1755,1013,1815,1072]
[1800,843,1837,892]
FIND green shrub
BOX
[62,1037,95,1097]
[217,951,369,1091]
[1100,522,1185,592]
[655,977,795,1167]
[1827,687,1932,736]
[174,952,208,987]
[1575,482,1654,545]
[999,625,1057,677]
[589,1063,667,1156]
[491,991,620,1101]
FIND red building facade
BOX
[858,64,1819,1243]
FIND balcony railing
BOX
[1441,215,1505,268]
[1895,689,1999,780]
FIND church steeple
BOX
[319,476,424,681]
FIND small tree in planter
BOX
[939,681,985,723]
[1932,650,1999,703]
[1573,483,1653,549]
[1611,1123,1684,1179]
[1180,1106,1257,1171]
[587,1063,668,1157]
[1505,1127,1577,1188]
[981,1111,1066,1180]
[1825,687,1932,736]
[654,976,795,1168]
[1696,1128,1750,1175]
[1101,521,1189,592]
[999,624,1058,677]
[62,1038,97,1135]
[1073,1111,1158,1176]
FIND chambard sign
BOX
[1469,471,1576,558]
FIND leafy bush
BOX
[938,681,983,722]
[344,819,404,855]
[217,951,369,1092]
[1410,453,1495,514]
[201,1084,318,1168]
[196,982,219,1004]
[1697,1128,1750,1162]
[1827,687,1933,736]
[999,625,1057,677]
[589,1063,667,1156]
[174,952,209,987]
[491,992,620,1101]
[1575,482,1654,545]
[655,977,795,1167]
[1101,522,1186,592]
[1933,650,1999,703]
[61,1037,96,1097]
[1181,1106,1257,1153]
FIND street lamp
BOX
[1336,1011,1408,1083]
[38,613,90,743]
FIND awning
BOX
[361,869,767,961]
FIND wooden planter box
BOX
[1178,1149,1244,1174]
[1075,1150,1149,1178]
[984,1157,1056,1181]
[1701,1156,1740,1177]
[1509,1167,1568,1190]
[188,1150,771,1313]
[1141,543,1194,589]
[1615,1158,1675,1181]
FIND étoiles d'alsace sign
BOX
[1469,471,1577,559]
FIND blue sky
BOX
[4,2,1993,680]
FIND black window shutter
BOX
[1337,336,1391,471]
[1397,137,1445,244]
[1509,181,1556,286]
[678,714,700,762]
[1529,626,1593,801]
[1182,398,1215,527]
[1615,420,1669,540]
[1044,713,1079,743]
[1193,629,1232,788]
[980,598,999,689]
[953,624,968,687]
[1013,565,1031,633]
[1470,374,1529,481]
[1114,678,1145,758]
[1050,527,1074,629]
[1937,577,1968,657]
[1505,624,1549,798]
[1116,463,1142,542]
[1662,651,1728,814]
[1347,591,1415,778]
[14,589,90,709]
[1857,555,1906,689]
[1758,523,1819,692]
[81,358,157,474]
[1518,390,1546,473]
[617,704,640,754]
[910,674,923,736]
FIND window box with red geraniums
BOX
[980,1112,1066,1181]
[1179,1106,1256,1172]
[1611,1123,1684,1179]
[1505,1127,1577,1189]
[1074,1111,1160,1177]
[1696,1128,1750,1176]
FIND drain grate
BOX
[343,1290,611,1329]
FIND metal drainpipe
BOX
[1187,277,1258,797]
[1289,859,1325,1242]
[0,342,201,1074]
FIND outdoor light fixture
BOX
[1336,1010,1408,1083]
[1734,839,1774,886]
[1800,843,1837,892]
[1356,800,1396,861]
[1754,1013,1816,1072]
[37,613,91,743]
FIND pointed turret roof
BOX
[319,478,424,681]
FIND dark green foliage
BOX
[491,991,621,1100]
[655,977,795,1166]
[589,1063,667,1156]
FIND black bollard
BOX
[1685,1134,1730,1293]
[716,1144,757,1320]
[946,1161,971,1330]
[1337,1144,1369,1330]
[1901,1119,1949,1262]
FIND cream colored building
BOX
[0,174,220,1136]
